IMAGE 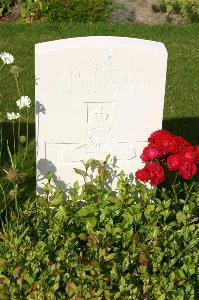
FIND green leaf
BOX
[104,154,111,163]
[99,248,106,259]
[52,282,59,291]
[123,212,133,225]
[119,276,126,291]
[158,294,166,300]
[144,204,155,219]
[73,181,80,190]
[55,205,66,220]
[37,196,47,207]
[22,271,34,285]
[176,211,186,225]
[78,205,98,217]
[86,217,97,229]
[50,195,63,206]
[74,168,87,177]
[164,199,171,208]
[104,253,115,261]
[85,159,95,170]
[0,274,10,286]
[122,255,129,271]
[114,292,121,299]
[105,223,112,233]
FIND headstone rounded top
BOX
[35,36,167,54]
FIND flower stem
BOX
[0,183,8,226]
[18,117,21,151]
[172,173,179,204]
[25,107,29,157]
[12,121,15,154]
[0,124,2,164]
[14,183,19,218]
[14,73,20,98]
[0,63,5,71]
[14,74,21,151]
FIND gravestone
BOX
[35,36,167,192]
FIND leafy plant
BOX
[0,157,198,299]
[0,0,15,17]
[0,0,116,22]
[41,0,115,22]
[154,0,199,22]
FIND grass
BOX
[0,22,198,144]
[0,22,198,205]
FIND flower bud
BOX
[19,135,26,144]
[9,188,18,199]
[10,65,21,75]
[4,169,18,182]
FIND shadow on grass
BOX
[163,117,199,145]
[162,116,199,185]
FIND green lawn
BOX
[0,22,199,144]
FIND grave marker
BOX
[35,36,167,191]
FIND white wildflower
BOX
[16,96,31,109]
[7,112,20,120]
[0,52,14,64]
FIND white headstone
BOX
[35,36,167,191]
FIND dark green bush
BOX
[0,0,15,16]
[0,0,115,22]
[44,0,114,22]
[0,158,198,299]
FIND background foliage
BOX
[156,0,199,22]
[0,0,116,22]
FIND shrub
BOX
[0,0,116,22]
[156,0,199,22]
[0,157,198,299]
[43,0,115,22]
[0,0,15,16]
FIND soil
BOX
[131,0,167,24]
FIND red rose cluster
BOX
[135,130,199,186]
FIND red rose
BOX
[148,130,179,154]
[140,144,162,162]
[135,167,150,182]
[148,130,172,144]
[179,159,197,180]
[155,134,179,154]
[145,163,165,186]
[167,154,181,171]
[136,163,165,186]
[175,136,192,152]
[181,147,196,163]
[194,145,199,163]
